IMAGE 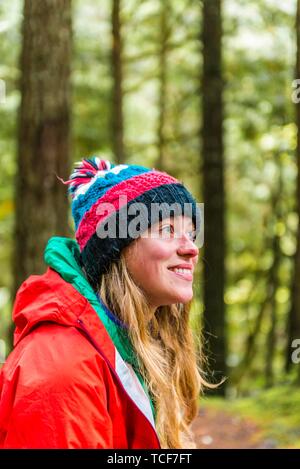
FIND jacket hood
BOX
[12,238,87,345]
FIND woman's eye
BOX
[160,225,174,236]
[159,225,196,241]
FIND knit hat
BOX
[61,158,200,290]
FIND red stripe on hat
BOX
[76,170,178,250]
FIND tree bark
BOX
[11,0,72,348]
[111,0,125,164]
[265,173,282,388]
[201,0,227,393]
[286,0,300,378]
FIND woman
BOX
[0,158,208,449]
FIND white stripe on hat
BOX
[73,164,128,201]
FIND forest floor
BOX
[192,406,276,449]
[191,385,300,449]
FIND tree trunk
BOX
[11,0,72,349]
[286,0,300,378]
[201,0,226,393]
[156,0,170,171]
[265,188,281,387]
[111,0,125,164]
[232,292,268,386]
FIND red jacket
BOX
[0,237,160,449]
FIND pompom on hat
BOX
[60,157,200,290]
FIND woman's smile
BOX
[167,263,194,281]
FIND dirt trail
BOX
[192,407,277,449]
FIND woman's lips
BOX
[168,269,193,281]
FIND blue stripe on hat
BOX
[72,165,151,229]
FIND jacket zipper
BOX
[76,318,161,448]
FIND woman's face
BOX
[123,215,199,309]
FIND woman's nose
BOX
[177,234,199,258]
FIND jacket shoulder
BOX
[0,323,114,448]
[4,322,107,386]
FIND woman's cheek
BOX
[149,241,173,261]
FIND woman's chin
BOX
[169,290,194,305]
[151,289,194,308]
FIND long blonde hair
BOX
[99,248,211,449]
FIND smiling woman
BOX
[0,158,212,449]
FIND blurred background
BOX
[0,0,300,448]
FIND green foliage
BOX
[0,0,21,295]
